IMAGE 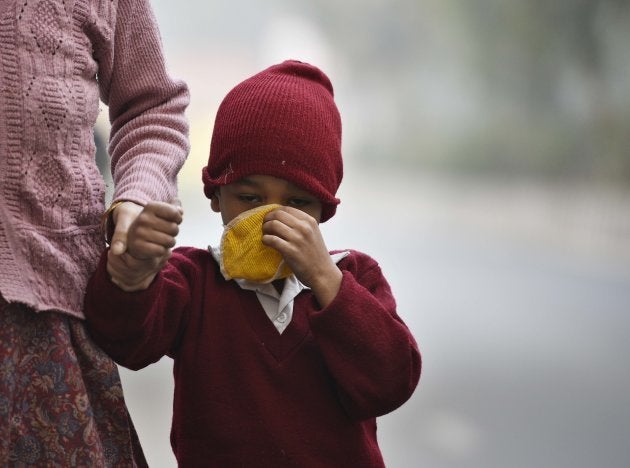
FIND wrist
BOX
[110,272,157,292]
[108,260,159,291]
[311,266,342,309]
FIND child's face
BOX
[210,174,323,224]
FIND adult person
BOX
[0,0,189,465]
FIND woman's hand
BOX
[109,201,144,255]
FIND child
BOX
[0,0,189,465]
[85,60,421,467]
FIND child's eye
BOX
[287,198,311,207]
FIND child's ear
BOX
[210,191,221,213]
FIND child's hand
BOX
[262,206,342,308]
[108,201,183,291]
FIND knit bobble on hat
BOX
[202,60,343,222]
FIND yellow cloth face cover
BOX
[219,204,292,283]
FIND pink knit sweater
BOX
[0,0,189,318]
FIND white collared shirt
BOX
[211,247,349,334]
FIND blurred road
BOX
[119,168,630,468]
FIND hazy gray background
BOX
[96,1,630,466]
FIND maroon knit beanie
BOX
[202,60,343,222]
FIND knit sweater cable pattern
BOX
[0,0,189,318]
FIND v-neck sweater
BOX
[85,246,421,467]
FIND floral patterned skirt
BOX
[0,299,147,467]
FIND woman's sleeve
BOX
[307,251,421,419]
[96,0,190,205]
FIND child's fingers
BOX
[264,205,315,227]
[107,249,168,291]
[263,208,317,241]
[107,251,143,286]
[262,218,294,243]
[132,221,179,246]
[143,201,184,224]
[127,232,174,260]
[128,239,173,260]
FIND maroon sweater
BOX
[85,247,421,467]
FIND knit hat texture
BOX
[202,60,343,222]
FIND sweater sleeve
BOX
[307,251,421,419]
[84,249,197,370]
[95,0,190,205]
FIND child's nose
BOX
[266,197,285,206]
